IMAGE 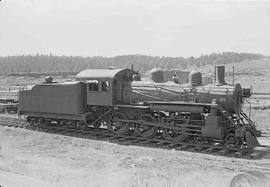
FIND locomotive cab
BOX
[76,68,136,106]
[86,79,112,105]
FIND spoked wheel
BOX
[135,114,157,138]
[162,128,187,142]
[92,121,102,128]
[107,112,129,135]
[94,119,107,128]
[225,133,242,148]
[40,118,52,126]
[70,120,82,128]
[59,120,67,126]
[93,123,101,128]
[27,116,37,126]
[76,121,87,129]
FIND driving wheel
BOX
[135,113,157,138]
[107,112,129,135]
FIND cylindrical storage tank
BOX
[189,69,202,86]
[45,76,53,83]
[215,65,225,85]
[150,68,164,83]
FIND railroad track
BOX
[0,116,269,159]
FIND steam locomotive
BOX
[18,66,261,149]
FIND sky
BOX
[0,0,269,57]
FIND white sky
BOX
[0,0,269,57]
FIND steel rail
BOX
[0,116,268,160]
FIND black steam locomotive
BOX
[19,66,261,149]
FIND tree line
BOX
[0,52,264,75]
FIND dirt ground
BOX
[0,58,270,187]
[0,126,270,187]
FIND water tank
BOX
[215,65,225,85]
[150,68,164,83]
[189,69,202,86]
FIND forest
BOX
[0,52,264,75]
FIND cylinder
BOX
[215,65,225,85]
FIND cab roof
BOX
[76,68,134,80]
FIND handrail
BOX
[225,88,242,115]
[132,90,170,102]
[132,84,196,101]
[225,88,254,126]
[132,84,189,94]
[215,104,239,127]
[243,98,251,118]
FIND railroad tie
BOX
[118,138,138,145]
[249,152,262,159]
[177,144,190,150]
[195,146,205,151]
[219,149,230,155]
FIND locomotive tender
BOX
[19,66,261,149]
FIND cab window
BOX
[101,81,110,92]
[88,80,98,92]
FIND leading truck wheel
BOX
[162,128,187,142]
[107,112,129,135]
[225,133,242,148]
[135,114,157,138]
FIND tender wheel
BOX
[39,118,51,126]
[135,114,157,138]
[225,133,242,147]
[193,136,205,144]
[107,112,129,135]
[27,116,36,125]
[59,120,67,126]
[162,128,187,142]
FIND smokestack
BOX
[215,65,225,85]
